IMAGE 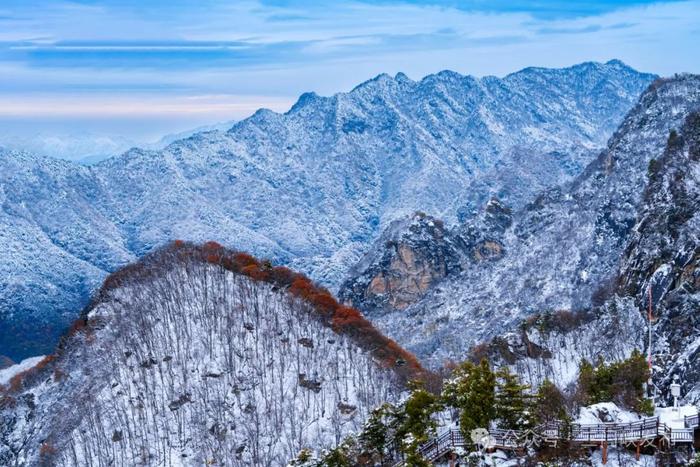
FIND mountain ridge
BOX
[0,242,421,465]
[0,61,656,361]
[339,74,700,369]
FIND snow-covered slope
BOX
[614,109,700,402]
[341,75,700,369]
[0,61,655,361]
[0,243,414,466]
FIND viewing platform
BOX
[392,406,700,466]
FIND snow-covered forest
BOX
[0,243,420,466]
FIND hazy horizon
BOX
[1,0,698,155]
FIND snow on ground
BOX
[656,405,698,429]
[577,403,641,424]
[435,449,518,467]
[0,355,44,385]
[590,447,655,466]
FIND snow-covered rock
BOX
[577,402,640,425]
[0,356,44,386]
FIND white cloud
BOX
[0,0,697,138]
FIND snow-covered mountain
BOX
[460,107,700,404]
[615,108,700,402]
[0,132,139,164]
[340,74,700,371]
[0,61,655,361]
[0,243,418,466]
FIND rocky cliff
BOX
[339,75,700,371]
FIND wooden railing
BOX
[684,413,699,428]
[391,414,699,466]
[669,428,694,444]
[569,417,661,443]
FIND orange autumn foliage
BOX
[241,264,270,281]
[8,373,25,392]
[3,354,59,394]
[332,306,364,329]
[232,252,259,269]
[270,266,297,286]
[93,241,430,384]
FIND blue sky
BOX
[0,0,698,142]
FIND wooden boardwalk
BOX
[392,413,699,465]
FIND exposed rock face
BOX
[339,200,515,315]
[458,197,512,262]
[340,213,467,311]
[341,75,700,369]
[0,61,655,361]
[473,241,504,261]
[367,241,444,310]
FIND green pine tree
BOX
[319,446,352,467]
[495,367,534,430]
[289,448,319,467]
[359,403,393,463]
[442,359,496,437]
[318,437,359,467]
[393,381,439,465]
[575,351,651,413]
[533,379,567,424]
[575,359,596,405]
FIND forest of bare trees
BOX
[0,243,416,466]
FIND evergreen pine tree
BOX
[495,367,533,430]
[318,437,359,467]
[442,359,496,437]
[575,359,596,405]
[289,448,319,467]
[394,381,439,465]
[319,446,352,467]
[575,351,651,413]
[359,403,392,463]
[533,379,567,424]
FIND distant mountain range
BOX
[0,120,237,165]
[0,60,655,361]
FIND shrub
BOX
[575,350,650,412]
[533,379,567,424]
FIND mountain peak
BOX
[350,72,396,92]
[0,62,658,361]
[394,71,412,83]
[606,58,628,67]
[288,91,322,113]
